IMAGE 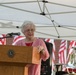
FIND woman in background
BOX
[14,21,49,75]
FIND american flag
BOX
[12,35,25,45]
[59,40,67,64]
[66,40,76,63]
[45,38,56,75]
[0,34,6,45]
[58,40,67,70]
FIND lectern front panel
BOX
[0,45,40,65]
[0,45,40,75]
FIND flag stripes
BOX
[59,40,67,64]
[0,34,6,45]
[12,36,25,45]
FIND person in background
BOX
[14,21,50,75]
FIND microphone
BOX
[6,32,20,37]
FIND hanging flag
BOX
[12,35,25,45]
[45,38,56,75]
[59,40,67,64]
[0,34,6,45]
[58,40,67,70]
[66,40,76,64]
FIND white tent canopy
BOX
[0,0,76,40]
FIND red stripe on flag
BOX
[0,34,6,45]
[12,36,25,45]
[13,36,24,42]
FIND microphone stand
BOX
[0,35,13,39]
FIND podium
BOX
[0,45,40,75]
